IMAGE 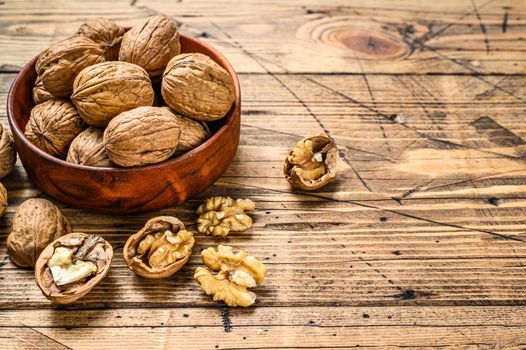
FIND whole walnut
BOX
[119,15,180,77]
[32,76,54,105]
[76,17,125,60]
[0,183,7,217]
[71,61,154,127]
[162,53,235,121]
[0,123,16,179]
[164,108,210,152]
[36,36,106,97]
[103,106,181,167]
[25,99,85,158]
[67,127,112,167]
[7,198,72,268]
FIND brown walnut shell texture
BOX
[25,99,85,158]
[119,15,181,77]
[67,127,112,167]
[123,216,191,279]
[0,123,16,179]
[35,233,113,304]
[164,108,210,152]
[32,76,54,105]
[7,198,72,268]
[0,183,7,217]
[76,17,125,61]
[103,106,181,167]
[71,61,154,127]
[162,53,235,121]
[36,36,106,97]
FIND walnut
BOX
[66,127,112,167]
[196,197,255,237]
[123,216,194,279]
[7,198,72,267]
[32,75,54,105]
[76,17,125,60]
[162,53,235,121]
[0,183,7,217]
[0,123,16,179]
[103,106,181,167]
[35,233,113,304]
[25,99,85,158]
[284,134,338,190]
[163,108,210,152]
[194,245,267,307]
[35,36,106,97]
[71,61,154,127]
[119,15,180,77]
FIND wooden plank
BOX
[0,0,525,74]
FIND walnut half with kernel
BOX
[196,197,255,237]
[194,245,267,307]
[123,216,194,279]
[284,134,338,190]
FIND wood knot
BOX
[340,32,410,60]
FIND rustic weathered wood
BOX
[1,0,526,348]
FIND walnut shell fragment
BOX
[119,15,180,77]
[35,233,113,304]
[162,53,235,121]
[32,76,54,105]
[36,36,106,97]
[196,197,255,237]
[25,99,85,158]
[67,127,112,167]
[7,198,72,268]
[71,61,154,127]
[194,245,267,307]
[0,183,7,217]
[283,134,338,190]
[124,216,194,279]
[0,123,16,179]
[76,17,125,60]
[103,106,181,167]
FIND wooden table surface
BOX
[1,0,526,348]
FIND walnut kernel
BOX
[196,197,255,237]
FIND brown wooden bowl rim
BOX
[7,33,241,173]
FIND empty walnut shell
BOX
[25,99,85,158]
[7,198,72,268]
[76,17,125,60]
[123,216,194,279]
[0,183,7,217]
[35,233,113,304]
[67,127,112,167]
[162,53,235,121]
[36,36,106,97]
[103,106,181,167]
[32,76,54,105]
[283,134,338,190]
[0,123,16,179]
[71,61,154,127]
[119,15,180,77]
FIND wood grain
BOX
[1,0,526,348]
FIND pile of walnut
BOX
[28,15,235,167]
[6,195,263,307]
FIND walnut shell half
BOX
[162,53,235,121]
[119,15,180,77]
[72,61,154,127]
[7,198,72,268]
[103,106,181,167]
[36,36,106,97]
[35,233,113,304]
[123,216,194,279]
[67,127,112,167]
[283,134,338,190]
[76,17,125,60]
[25,99,85,158]
[0,123,16,179]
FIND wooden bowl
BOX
[7,35,241,214]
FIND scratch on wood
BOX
[22,324,73,349]
[471,0,491,54]
[502,10,509,33]
[221,308,233,332]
